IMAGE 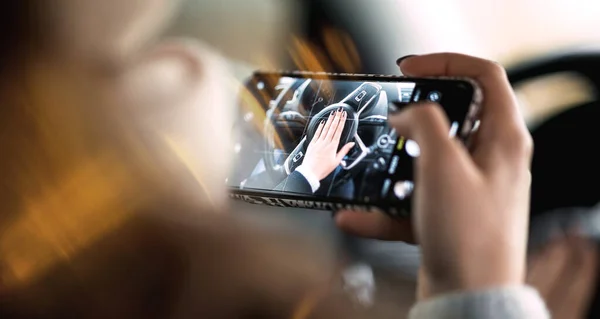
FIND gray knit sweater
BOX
[410,204,600,318]
[409,286,550,319]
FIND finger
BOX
[313,120,326,141]
[335,142,355,163]
[398,53,516,126]
[335,210,415,243]
[526,237,571,299]
[325,108,343,141]
[332,111,348,143]
[565,239,599,318]
[319,110,336,141]
[398,53,532,171]
[389,103,467,167]
[549,237,598,319]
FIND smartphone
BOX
[227,71,482,218]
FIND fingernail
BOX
[338,107,343,113]
[320,120,325,125]
[330,111,335,116]
[343,111,347,116]
[396,54,417,66]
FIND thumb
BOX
[336,142,355,162]
[389,102,457,163]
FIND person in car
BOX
[275,108,355,194]
[0,0,578,318]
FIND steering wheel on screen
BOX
[507,51,600,319]
[264,81,386,189]
[262,78,309,182]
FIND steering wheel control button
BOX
[388,155,399,175]
[396,136,406,151]
[398,82,416,102]
[377,135,392,149]
[344,83,382,114]
[400,90,413,102]
[427,91,442,102]
[293,151,304,163]
[381,179,392,197]
[377,157,387,170]
[412,89,421,102]
[355,90,367,102]
[394,181,415,200]
[405,139,421,158]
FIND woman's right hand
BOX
[335,53,534,299]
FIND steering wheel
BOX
[508,51,600,88]
[264,81,385,188]
[506,51,600,217]
[262,79,311,181]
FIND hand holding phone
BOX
[336,53,533,300]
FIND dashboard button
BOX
[388,156,399,175]
[377,157,387,169]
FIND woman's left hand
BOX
[527,235,599,319]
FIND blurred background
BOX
[167,0,600,123]
[0,1,597,318]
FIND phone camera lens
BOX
[427,91,441,102]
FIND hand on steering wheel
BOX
[299,108,356,181]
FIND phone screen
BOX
[228,73,476,214]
